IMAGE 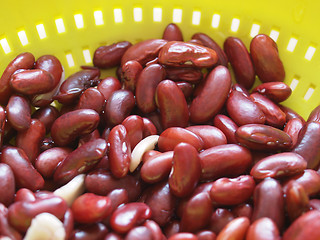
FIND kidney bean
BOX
[144,111,163,134]
[196,231,216,240]
[104,233,123,240]
[121,60,143,92]
[210,175,255,206]
[279,104,306,123]
[251,178,284,231]
[176,81,194,99]
[292,121,320,169]
[156,80,189,129]
[0,163,15,207]
[93,41,132,68]
[192,33,228,67]
[122,115,144,149]
[6,94,31,132]
[97,76,121,101]
[107,189,129,213]
[308,105,320,122]
[121,39,167,66]
[15,188,36,202]
[246,217,280,240]
[16,119,46,163]
[39,137,55,152]
[189,38,204,45]
[235,124,292,151]
[224,37,255,89]
[232,204,253,219]
[213,114,238,144]
[32,105,60,133]
[1,146,44,191]
[162,23,183,41]
[165,67,202,83]
[250,34,285,83]
[231,83,250,97]
[76,87,105,114]
[51,109,100,146]
[199,144,252,181]
[55,69,100,105]
[164,221,180,238]
[85,169,141,201]
[283,210,320,240]
[168,233,198,240]
[78,129,100,147]
[0,106,5,147]
[283,118,304,148]
[63,209,74,240]
[0,52,35,105]
[209,208,235,234]
[252,82,292,103]
[0,204,22,240]
[143,220,163,240]
[216,217,250,240]
[124,226,153,240]
[309,199,320,210]
[71,222,108,240]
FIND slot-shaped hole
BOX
[287,37,298,52]
[83,49,92,63]
[18,30,29,46]
[74,14,84,29]
[250,23,260,37]
[66,53,75,67]
[230,18,240,32]
[304,46,316,61]
[304,86,315,101]
[36,24,47,39]
[133,8,142,22]
[192,11,201,25]
[172,9,182,23]
[269,29,279,42]
[114,8,123,23]
[94,11,104,25]
[290,78,299,91]
[55,18,66,33]
[0,38,11,54]
[153,8,162,22]
[211,14,220,28]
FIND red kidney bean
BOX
[107,189,129,213]
[210,175,255,206]
[63,209,74,240]
[32,105,60,133]
[227,90,266,126]
[308,105,320,122]
[232,204,253,219]
[282,210,320,240]
[158,127,204,152]
[224,37,255,89]
[162,23,183,41]
[6,94,31,132]
[251,152,306,179]
[252,82,292,103]
[15,188,36,202]
[246,217,280,240]
[85,169,141,201]
[309,199,320,210]
[292,121,320,169]
[196,230,216,240]
[110,202,151,234]
[0,204,22,240]
[186,125,227,149]
[164,67,202,83]
[143,220,163,240]
[176,81,194,99]
[235,124,292,151]
[51,109,100,146]
[78,129,100,147]
[250,34,285,83]
[251,178,284,231]
[76,87,105,113]
[188,38,204,45]
[145,57,159,66]
[0,163,15,207]
[121,60,143,92]
[164,220,180,238]
[54,138,107,184]
[1,146,44,191]
[284,118,304,148]
[168,233,198,240]
[8,196,68,232]
[93,41,132,68]
[192,33,228,67]
[121,39,167,66]
[180,192,212,232]
[199,144,252,181]
[54,69,100,105]
[104,233,123,240]
[124,226,153,240]
[39,137,55,152]
[141,151,173,183]
[144,111,163,134]
[0,106,5,147]
[156,80,189,129]
[135,64,166,114]
[16,119,46,163]
[209,208,235,234]
[191,66,231,123]
[0,52,35,105]
[231,83,250,97]
[122,115,144,149]
[279,104,306,123]
[71,222,108,240]
[213,114,238,144]
[97,76,121,101]
[142,117,158,137]
[216,217,250,240]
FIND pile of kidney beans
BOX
[1,23,320,240]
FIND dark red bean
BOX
[213,114,238,144]
[232,204,253,219]
[309,199,320,210]
[175,81,194,99]
[63,209,74,240]
[15,188,36,202]
[216,217,250,240]
[209,208,235,234]
[162,23,183,41]
[252,82,292,103]
[279,104,306,123]
[0,203,22,240]
[104,233,123,240]
[165,67,202,83]
[39,137,55,152]
[97,76,121,101]
[107,189,129,213]
[122,115,144,149]
[143,220,163,240]
[76,87,105,114]
[308,105,320,123]
[231,83,250,97]
[125,226,153,240]
[164,221,180,238]
[246,217,280,240]
[71,222,108,240]
[0,106,5,148]
[121,60,143,92]
[196,230,217,240]
[168,233,198,240]
[142,117,158,137]
[284,118,304,148]
[32,105,60,133]
[0,163,15,207]
[78,129,100,147]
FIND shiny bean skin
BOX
[246,218,280,240]
[76,87,105,114]
[104,233,123,240]
[54,138,107,185]
[16,119,46,163]
[156,80,189,129]
[231,83,250,97]
[93,41,132,68]
[107,189,129,213]
[6,94,31,132]
[143,220,163,240]
[14,188,36,202]
[78,129,100,147]
[71,222,108,240]
[0,163,15,207]
[121,60,143,92]
[282,210,320,240]
[213,114,238,144]
[121,39,168,66]
[249,92,286,128]
[158,41,218,68]
[308,104,320,122]
[97,77,122,101]
[125,226,153,240]
[251,178,284,231]
[39,137,55,152]
[162,23,183,41]
[168,233,198,240]
[196,231,217,240]
[292,121,320,169]
[252,82,292,103]
[251,152,306,180]
[176,81,194,99]
[186,125,227,149]
[1,146,44,191]
[279,104,306,123]
[199,144,252,181]
[0,204,22,240]
[164,67,203,83]
[224,37,255,89]
[310,199,320,210]
[32,105,60,133]
[122,115,144,149]
[8,196,68,233]
[284,118,304,148]
[0,106,5,148]
[250,34,285,83]
[136,64,166,114]
[189,65,231,123]
[158,127,204,152]
[210,175,255,206]
[216,217,250,240]
[164,220,181,238]
[51,109,100,146]
[63,209,74,240]
[209,208,235,234]
[143,117,159,137]
[232,204,253,219]
[227,90,266,126]
[0,52,35,105]
[235,124,292,151]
